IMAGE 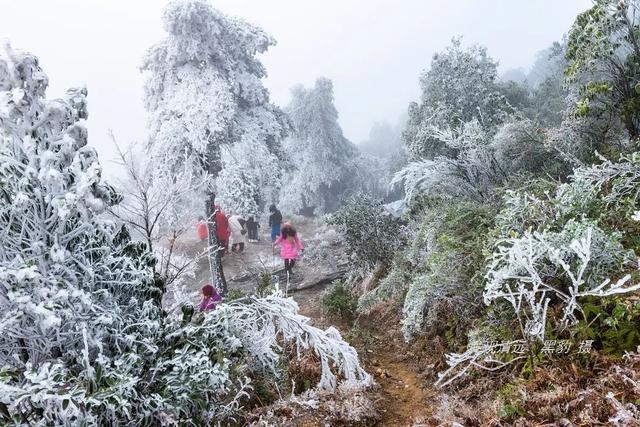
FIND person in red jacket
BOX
[196,216,208,242]
[214,205,230,255]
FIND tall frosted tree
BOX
[404,37,512,160]
[142,0,288,293]
[280,77,357,214]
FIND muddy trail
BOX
[179,219,435,426]
[293,285,435,426]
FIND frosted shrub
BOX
[436,151,640,386]
[357,266,408,313]
[392,120,503,204]
[494,188,555,236]
[215,294,372,392]
[437,224,639,387]
[397,202,492,341]
[557,152,640,217]
[491,118,565,177]
[0,44,163,425]
[485,223,636,341]
[327,194,403,275]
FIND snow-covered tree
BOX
[404,37,513,160]
[279,77,358,214]
[142,0,288,293]
[393,120,504,203]
[215,167,260,217]
[566,0,640,140]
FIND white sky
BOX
[1,0,591,176]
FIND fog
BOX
[0,0,591,176]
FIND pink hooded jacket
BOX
[274,234,304,260]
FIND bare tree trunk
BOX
[205,193,227,295]
[202,137,229,295]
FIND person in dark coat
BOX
[268,204,283,242]
[246,216,260,242]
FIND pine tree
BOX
[280,77,357,214]
[142,0,288,293]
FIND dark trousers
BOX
[284,259,296,273]
[248,227,259,240]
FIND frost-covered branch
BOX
[484,226,638,341]
[216,294,372,391]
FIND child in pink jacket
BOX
[273,223,304,275]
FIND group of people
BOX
[195,204,305,312]
[196,205,262,255]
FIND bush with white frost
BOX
[327,194,403,275]
[436,153,640,386]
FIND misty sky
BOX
[1,0,591,176]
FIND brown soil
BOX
[291,283,435,426]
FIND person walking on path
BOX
[196,216,208,242]
[228,214,247,253]
[246,216,260,242]
[214,205,230,255]
[199,283,222,312]
[268,204,283,242]
[273,223,304,276]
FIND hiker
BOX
[199,283,222,312]
[273,222,304,276]
[214,205,230,255]
[246,216,260,242]
[228,214,247,253]
[196,216,208,242]
[268,204,283,242]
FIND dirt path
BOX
[292,284,434,426]
[180,219,435,426]
[368,346,435,426]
